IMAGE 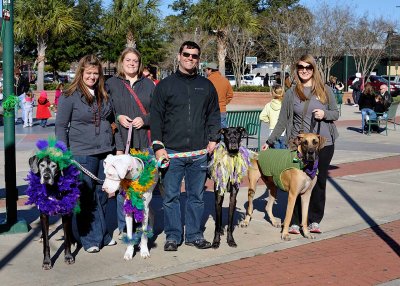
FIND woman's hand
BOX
[131,117,144,129]
[118,115,133,128]
[261,143,270,150]
[313,109,325,120]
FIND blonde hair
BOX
[65,55,108,104]
[116,47,144,78]
[271,85,284,100]
[293,54,329,104]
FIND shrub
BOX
[234,86,270,92]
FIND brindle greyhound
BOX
[240,133,326,241]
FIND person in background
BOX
[350,73,363,107]
[259,85,286,149]
[55,54,116,253]
[263,73,270,87]
[263,54,339,235]
[105,48,155,239]
[22,90,35,128]
[151,41,220,251]
[204,62,233,128]
[253,72,263,86]
[328,75,344,93]
[36,90,51,128]
[378,84,393,112]
[14,67,30,124]
[358,83,377,133]
[54,83,64,107]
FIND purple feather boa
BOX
[25,165,81,216]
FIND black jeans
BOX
[291,144,335,226]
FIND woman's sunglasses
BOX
[297,64,314,72]
[181,52,200,60]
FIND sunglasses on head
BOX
[181,52,200,60]
[297,64,314,72]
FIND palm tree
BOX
[195,0,258,75]
[14,0,81,91]
[104,0,160,48]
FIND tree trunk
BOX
[126,30,136,48]
[36,37,47,92]
[217,30,227,76]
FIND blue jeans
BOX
[73,153,113,250]
[361,108,377,131]
[273,136,287,149]
[221,112,228,128]
[162,149,208,244]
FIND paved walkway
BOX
[0,103,399,286]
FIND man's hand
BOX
[155,149,168,161]
[207,141,217,154]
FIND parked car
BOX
[241,74,264,86]
[225,75,236,86]
[44,73,55,83]
[347,75,399,92]
[381,75,400,87]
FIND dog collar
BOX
[294,151,318,179]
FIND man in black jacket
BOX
[379,84,393,111]
[150,41,220,251]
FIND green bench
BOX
[226,110,262,151]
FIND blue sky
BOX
[1,0,398,20]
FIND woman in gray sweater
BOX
[55,55,116,253]
[265,54,340,234]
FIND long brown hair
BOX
[293,54,329,104]
[363,83,375,95]
[64,55,108,104]
[116,47,144,79]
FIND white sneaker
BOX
[86,246,99,253]
[107,239,117,246]
[353,104,359,107]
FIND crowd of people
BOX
[16,40,391,253]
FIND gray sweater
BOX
[267,85,339,146]
[55,90,115,156]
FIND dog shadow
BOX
[241,186,289,226]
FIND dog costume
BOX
[209,143,251,195]
[25,138,81,215]
[257,149,318,191]
[119,149,157,244]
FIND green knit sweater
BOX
[258,149,301,190]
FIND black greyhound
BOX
[29,155,75,270]
[211,127,248,249]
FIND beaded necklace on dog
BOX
[120,149,157,222]
[25,137,81,216]
[209,143,251,195]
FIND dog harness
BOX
[257,149,302,191]
[209,143,252,195]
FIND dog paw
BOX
[227,239,237,248]
[64,255,75,265]
[124,246,134,260]
[303,233,316,239]
[140,248,150,259]
[281,233,291,241]
[42,262,52,270]
[212,240,220,249]
[239,220,249,228]
[271,219,281,228]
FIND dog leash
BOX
[152,140,208,169]
[71,159,104,183]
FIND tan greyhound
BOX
[240,133,326,240]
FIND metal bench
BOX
[365,102,399,136]
[227,110,262,151]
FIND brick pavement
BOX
[129,220,400,286]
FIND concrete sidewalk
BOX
[0,104,399,286]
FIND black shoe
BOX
[185,238,212,249]
[164,240,178,251]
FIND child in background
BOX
[260,85,286,149]
[23,90,35,127]
[54,83,63,108]
[36,90,51,127]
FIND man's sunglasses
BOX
[297,64,314,72]
[181,52,200,60]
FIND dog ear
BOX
[236,127,248,137]
[29,155,40,174]
[218,128,227,134]
[288,135,303,151]
[317,135,327,150]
